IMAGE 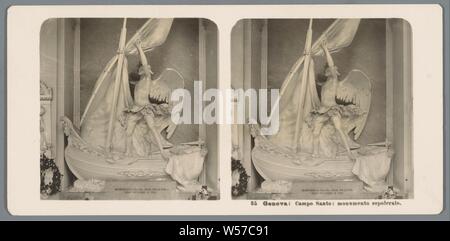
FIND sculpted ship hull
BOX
[251,131,393,193]
[62,117,170,180]
[65,146,169,180]
[62,116,207,184]
[252,136,355,182]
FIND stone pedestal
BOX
[60,179,178,200]
[249,180,381,200]
[59,179,220,200]
[291,180,363,196]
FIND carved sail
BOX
[252,19,363,182]
[80,18,174,153]
[268,19,361,150]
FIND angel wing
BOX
[155,68,185,92]
[336,69,372,140]
[153,68,185,138]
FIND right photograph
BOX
[230,18,413,200]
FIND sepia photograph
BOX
[5,4,444,217]
[231,18,413,200]
[39,18,219,200]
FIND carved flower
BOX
[43,169,54,185]
[232,169,240,186]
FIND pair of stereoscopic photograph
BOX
[39,17,412,201]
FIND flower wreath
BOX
[231,158,250,197]
[40,154,62,196]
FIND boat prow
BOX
[252,136,356,182]
[61,116,168,180]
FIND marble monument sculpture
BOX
[251,19,393,193]
[61,18,207,192]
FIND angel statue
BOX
[120,41,183,161]
[303,40,372,160]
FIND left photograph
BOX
[40,18,219,200]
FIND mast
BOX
[267,19,342,123]
[106,18,127,152]
[292,19,313,151]
[80,56,118,125]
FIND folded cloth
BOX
[165,147,205,186]
[352,146,393,192]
